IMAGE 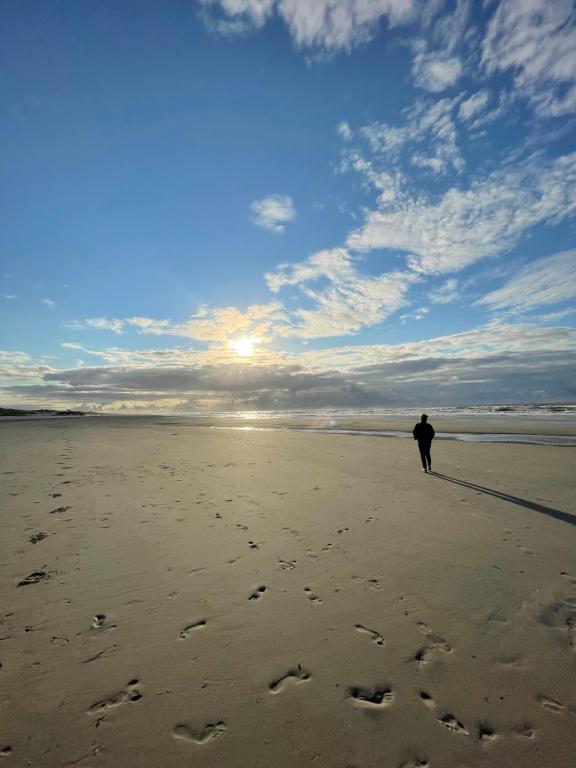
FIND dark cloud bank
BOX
[3,348,575,411]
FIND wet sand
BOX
[1,416,575,767]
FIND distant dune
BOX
[0,407,88,418]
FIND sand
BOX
[1,416,575,767]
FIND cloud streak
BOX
[479,250,576,313]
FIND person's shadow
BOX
[429,472,576,527]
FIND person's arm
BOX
[430,425,435,439]
[413,424,418,440]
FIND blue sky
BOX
[1,0,575,411]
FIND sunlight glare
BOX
[229,336,259,357]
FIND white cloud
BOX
[412,53,462,92]
[458,89,490,122]
[352,96,464,177]
[482,0,576,116]
[399,306,429,324]
[539,308,576,323]
[1,293,16,300]
[266,248,417,338]
[199,0,417,51]
[182,302,286,342]
[337,121,353,140]
[125,317,184,335]
[298,320,576,370]
[428,278,460,304]
[410,0,471,93]
[265,247,353,291]
[42,298,56,309]
[347,152,576,274]
[478,250,576,312]
[84,318,125,334]
[250,193,296,233]
[0,350,33,364]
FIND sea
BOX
[174,403,576,447]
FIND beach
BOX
[1,416,576,767]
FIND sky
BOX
[1,0,575,412]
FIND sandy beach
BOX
[1,416,576,768]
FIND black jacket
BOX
[413,422,435,443]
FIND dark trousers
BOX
[418,441,432,469]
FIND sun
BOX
[229,336,259,358]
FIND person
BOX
[413,413,435,472]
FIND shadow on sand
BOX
[429,472,576,528]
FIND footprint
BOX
[355,624,385,646]
[269,665,311,693]
[417,623,452,651]
[28,532,49,544]
[249,586,267,600]
[348,686,395,708]
[415,623,452,663]
[87,679,142,715]
[399,760,428,768]
[92,614,107,628]
[352,576,381,591]
[419,691,436,710]
[537,600,576,651]
[278,559,297,570]
[17,571,51,587]
[173,721,226,745]
[478,724,498,743]
[337,528,350,535]
[537,694,564,713]
[517,546,534,555]
[438,713,469,735]
[180,620,206,639]
[49,506,71,514]
[304,588,322,603]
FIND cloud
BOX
[428,277,460,304]
[478,250,576,312]
[199,0,417,52]
[337,121,353,140]
[347,151,576,274]
[350,96,464,179]
[0,350,55,382]
[4,322,575,410]
[539,308,576,323]
[250,193,296,233]
[399,306,429,324]
[66,304,288,360]
[412,53,462,92]
[1,293,16,300]
[410,0,471,92]
[266,248,352,291]
[482,0,576,117]
[458,89,490,121]
[42,298,56,309]
[266,248,417,337]
[68,318,126,334]
[183,302,287,342]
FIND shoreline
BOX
[4,412,576,440]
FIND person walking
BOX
[413,413,435,472]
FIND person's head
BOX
[421,413,428,422]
